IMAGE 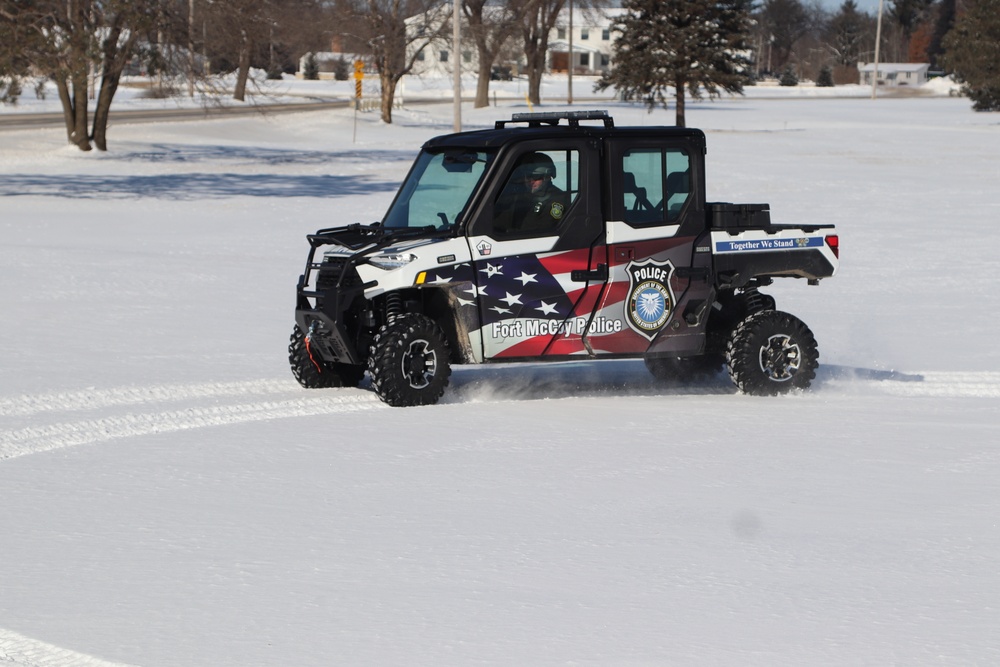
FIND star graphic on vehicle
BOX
[516,271,538,285]
[536,301,559,315]
[500,292,523,307]
[489,306,511,315]
[480,263,503,278]
[464,284,488,297]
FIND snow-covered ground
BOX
[0,70,960,117]
[1,87,998,665]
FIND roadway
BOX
[0,99,353,132]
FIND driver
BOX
[495,153,568,234]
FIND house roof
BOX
[858,63,930,73]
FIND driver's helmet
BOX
[515,153,556,181]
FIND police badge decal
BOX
[625,258,676,340]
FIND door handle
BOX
[571,264,608,282]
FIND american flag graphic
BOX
[421,237,700,359]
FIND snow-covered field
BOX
[2,87,999,665]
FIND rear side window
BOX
[621,148,691,225]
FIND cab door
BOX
[465,138,608,360]
[587,139,715,357]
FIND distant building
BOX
[858,63,930,88]
[404,5,622,78]
[547,8,622,75]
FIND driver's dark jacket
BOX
[494,182,569,234]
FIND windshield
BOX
[382,149,493,230]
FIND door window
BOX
[492,149,580,237]
[621,148,691,225]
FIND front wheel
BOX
[289,325,366,389]
[726,310,818,396]
[368,314,451,407]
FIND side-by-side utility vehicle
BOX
[290,111,839,406]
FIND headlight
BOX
[369,252,417,270]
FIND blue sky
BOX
[820,0,885,14]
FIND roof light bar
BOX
[495,110,614,129]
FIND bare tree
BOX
[1,0,166,151]
[200,0,274,100]
[463,0,527,108]
[758,0,813,73]
[521,0,564,105]
[343,0,450,123]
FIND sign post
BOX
[353,60,364,142]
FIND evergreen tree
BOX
[303,53,320,80]
[889,0,935,44]
[779,64,799,85]
[826,0,865,67]
[928,0,956,69]
[596,0,754,127]
[816,64,835,87]
[941,0,1000,111]
[333,57,349,81]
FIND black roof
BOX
[422,110,706,150]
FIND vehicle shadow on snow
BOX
[0,172,400,200]
[0,144,413,199]
[109,144,414,167]
[442,359,736,404]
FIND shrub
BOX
[333,57,349,81]
[303,53,319,80]
[779,65,799,86]
[816,65,834,87]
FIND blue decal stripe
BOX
[714,237,824,253]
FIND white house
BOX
[858,63,931,88]
[405,5,622,79]
[547,8,622,75]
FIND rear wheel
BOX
[726,310,818,395]
[368,314,451,407]
[288,325,366,389]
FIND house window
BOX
[557,27,566,39]
[600,54,610,67]
[416,50,425,61]
[579,53,590,67]
[463,50,472,63]
[602,28,610,40]
[439,50,449,62]
[581,28,590,40]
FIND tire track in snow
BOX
[0,380,383,461]
[0,628,137,667]
[0,379,301,417]
[873,371,1000,398]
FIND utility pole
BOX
[567,0,573,105]
[453,0,462,132]
[188,0,195,98]
[872,0,884,99]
